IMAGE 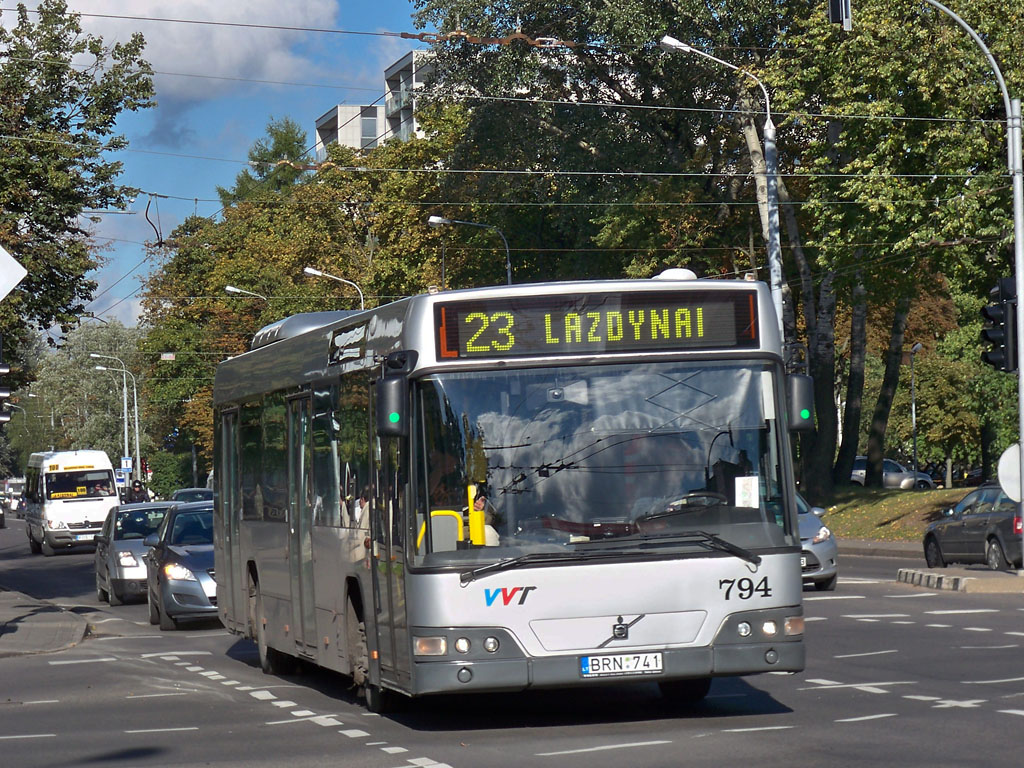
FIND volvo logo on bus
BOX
[484,586,536,606]
[612,616,629,639]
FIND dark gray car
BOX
[923,484,1023,570]
[143,501,217,630]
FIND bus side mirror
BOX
[376,376,409,437]
[787,374,815,432]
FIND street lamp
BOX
[225,285,268,301]
[428,215,512,286]
[910,342,924,479]
[658,35,784,339]
[303,267,365,310]
[91,354,140,482]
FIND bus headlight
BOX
[483,636,500,653]
[761,620,778,637]
[737,621,752,638]
[414,636,448,656]
[454,637,471,654]
[117,551,139,567]
[785,616,804,636]
[163,563,196,581]
[46,519,68,530]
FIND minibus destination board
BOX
[435,290,759,359]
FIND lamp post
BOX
[303,267,365,309]
[225,285,268,301]
[91,354,140,482]
[910,342,923,479]
[427,215,512,286]
[658,36,784,340]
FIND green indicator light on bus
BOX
[388,412,401,424]
[800,408,811,420]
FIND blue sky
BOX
[47,1,425,327]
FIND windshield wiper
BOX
[676,529,761,565]
[460,551,599,586]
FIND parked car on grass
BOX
[850,455,934,489]
[797,494,839,590]
[94,502,174,605]
[143,501,217,630]
[922,484,1023,570]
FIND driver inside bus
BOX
[465,486,501,546]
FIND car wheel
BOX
[147,588,159,625]
[28,529,41,555]
[158,599,177,631]
[108,582,123,607]
[95,573,109,603]
[659,677,712,704]
[916,479,930,489]
[986,538,1009,571]
[925,537,946,568]
[815,573,838,591]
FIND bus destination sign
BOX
[435,290,758,359]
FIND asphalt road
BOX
[2,518,1023,767]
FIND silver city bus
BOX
[213,275,815,711]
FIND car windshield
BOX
[169,510,213,546]
[114,507,168,540]
[411,360,795,567]
[46,470,117,500]
[173,489,212,502]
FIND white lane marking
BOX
[23,700,59,705]
[1006,632,1024,637]
[799,680,916,693]
[266,718,313,726]
[835,714,897,722]
[842,614,909,619]
[250,690,276,701]
[0,734,56,740]
[838,577,881,583]
[366,742,387,745]
[885,592,937,598]
[125,727,199,734]
[805,595,865,601]
[94,634,164,641]
[186,666,204,672]
[892,621,916,625]
[382,746,408,754]
[537,741,672,756]
[221,681,240,686]
[806,678,842,686]
[185,631,230,638]
[933,699,985,709]
[340,729,369,737]
[199,671,222,677]
[141,651,211,658]
[961,645,1018,650]
[804,616,827,622]
[408,760,442,767]
[904,695,941,701]
[312,716,343,727]
[126,693,188,699]
[88,617,124,624]
[964,627,993,632]
[721,726,795,733]
[926,609,999,615]
[926,624,952,628]
[857,619,881,623]
[999,710,1024,717]
[834,649,898,659]
[48,657,117,665]
[963,676,1024,685]
[271,700,297,708]
[292,710,316,717]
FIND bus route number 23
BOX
[718,577,771,600]
[465,311,516,353]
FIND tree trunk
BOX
[834,275,867,486]
[865,297,911,487]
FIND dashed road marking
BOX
[885,593,937,598]
[250,690,276,701]
[125,727,199,734]
[961,644,1017,650]
[721,726,794,733]
[963,675,1024,685]
[834,649,898,659]
[964,627,992,632]
[340,729,370,737]
[932,699,986,709]
[800,680,915,694]
[835,714,897,722]
[272,700,297,708]
[926,609,999,615]
[926,624,952,628]
[48,657,117,665]
[126,693,189,699]
[0,734,55,740]
[805,595,865,601]
[537,741,672,755]
[382,746,408,754]
[841,614,909,619]
[999,710,1024,717]
[904,695,940,701]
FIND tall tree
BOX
[0,0,154,344]
[216,116,310,207]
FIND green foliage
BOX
[147,450,195,499]
[0,0,154,343]
[216,116,311,206]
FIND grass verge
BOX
[819,486,970,542]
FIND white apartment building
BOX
[314,51,433,160]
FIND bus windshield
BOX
[413,360,794,566]
[46,470,117,500]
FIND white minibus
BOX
[25,450,118,556]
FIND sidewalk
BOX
[0,588,88,659]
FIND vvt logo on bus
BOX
[484,586,537,606]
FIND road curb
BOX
[896,567,1024,593]
[0,589,89,658]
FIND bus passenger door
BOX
[218,410,243,631]
[371,436,411,688]
[287,397,317,656]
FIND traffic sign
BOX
[997,443,1021,502]
[0,246,27,303]
[121,456,133,471]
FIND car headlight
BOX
[46,519,68,530]
[812,525,832,544]
[163,563,197,581]
[117,551,139,567]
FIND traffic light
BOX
[981,277,1017,372]
[0,336,10,424]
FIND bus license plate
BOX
[580,652,663,678]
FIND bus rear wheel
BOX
[659,677,712,705]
